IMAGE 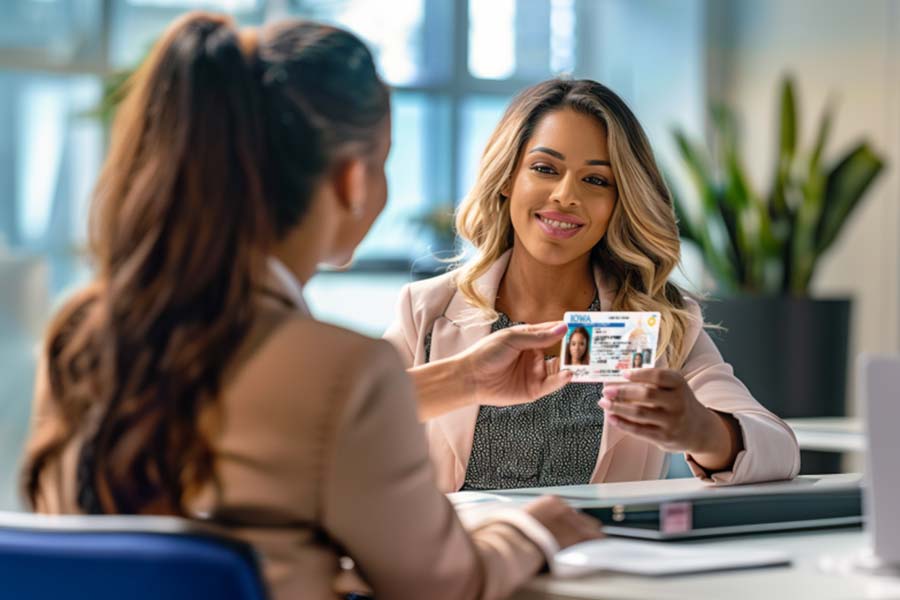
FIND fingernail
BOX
[598,398,611,409]
[603,386,619,398]
[550,321,567,334]
[622,370,634,380]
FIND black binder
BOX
[581,484,862,540]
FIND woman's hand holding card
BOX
[599,368,742,472]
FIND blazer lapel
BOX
[256,257,311,317]
[429,251,513,486]
[590,264,670,482]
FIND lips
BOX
[534,211,585,239]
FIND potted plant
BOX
[407,204,459,278]
[671,76,884,471]
[410,205,457,252]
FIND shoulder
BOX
[681,294,703,320]
[388,269,460,344]
[675,292,708,359]
[226,314,409,432]
[225,315,405,422]
[270,319,414,429]
[402,269,459,315]
[262,316,402,379]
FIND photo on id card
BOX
[560,312,661,382]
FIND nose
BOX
[550,173,579,207]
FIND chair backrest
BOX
[0,511,269,600]
[859,353,900,566]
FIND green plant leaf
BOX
[671,76,883,296]
[789,104,834,293]
[710,103,782,292]
[672,130,717,214]
[671,129,739,291]
[815,143,884,256]
[809,100,833,176]
[778,77,798,167]
[771,77,797,221]
[77,69,132,123]
[670,185,699,245]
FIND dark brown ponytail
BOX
[24,10,266,514]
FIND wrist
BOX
[456,352,478,404]
[408,355,473,421]
[688,409,738,471]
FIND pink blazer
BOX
[384,250,801,493]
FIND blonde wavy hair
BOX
[454,79,698,369]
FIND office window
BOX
[128,0,260,8]
[468,0,516,80]
[112,0,265,68]
[0,74,101,248]
[293,0,582,262]
[458,95,508,195]
[0,0,587,272]
[298,0,428,86]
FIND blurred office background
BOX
[1,0,898,510]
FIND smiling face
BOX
[506,108,617,266]
[568,330,588,364]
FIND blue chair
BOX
[0,511,269,600]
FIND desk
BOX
[516,527,891,600]
[452,476,898,600]
[785,417,864,453]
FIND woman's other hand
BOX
[599,368,742,472]
[524,495,604,550]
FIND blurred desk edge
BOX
[786,417,864,453]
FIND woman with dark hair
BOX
[564,326,590,366]
[21,13,600,600]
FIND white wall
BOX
[581,0,709,289]
[708,0,900,414]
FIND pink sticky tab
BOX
[660,501,693,534]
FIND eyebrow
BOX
[529,146,611,167]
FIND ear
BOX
[500,178,512,201]
[332,158,367,216]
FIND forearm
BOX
[408,356,475,421]
[688,410,743,473]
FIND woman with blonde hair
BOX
[21,15,603,599]
[384,79,800,492]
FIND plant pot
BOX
[701,296,851,474]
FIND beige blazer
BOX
[383,250,801,493]
[28,269,552,600]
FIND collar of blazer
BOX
[256,256,311,317]
[428,248,648,488]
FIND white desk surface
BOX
[515,527,893,600]
[785,417,864,453]
[451,475,897,600]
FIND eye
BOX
[583,175,610,187]
[530,164,557,175]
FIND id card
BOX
[560,311,661,382]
